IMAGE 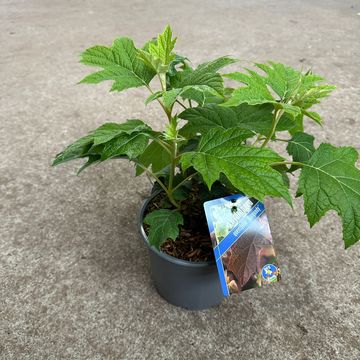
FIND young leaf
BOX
[196,56,238,74]
[223,70,274,106]
[297,144,360,248]
[168,54,189,76]
[144,209,184,249]
[222,62,335,124]
[286,132,315,171]
[148,25,177,66]
[79,37,156,92]
[164,56,238,107]
[255,61,302,101]
[138,26,177,75]
[179,103,295,137]
[181,128,292,204]
[175,58,236,92]
[302,110,322,125]
[145,91,163,105]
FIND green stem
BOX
[172,172,197,193]
[261,108,284,148]
[145,84,171,121]
[176,100,187,110]
[144,75,181,210]
[168,140,177,192]
[273,138,290,142]
[136,162,180,209]
[153,138,172,155]
[271,161,305,167]
[158,73,167,91]
[252,134,263,146]
[135,162,168,192]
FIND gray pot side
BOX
[138,192,224,310]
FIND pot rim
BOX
[138,190,216,268]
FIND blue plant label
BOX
[203,194,280,297]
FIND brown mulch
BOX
[144,184,228,262]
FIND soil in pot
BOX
[144,181,232,262]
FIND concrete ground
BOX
[1,0,360,359]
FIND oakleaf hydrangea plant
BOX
[53,25,360,250]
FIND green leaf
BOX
[255,61,302,101]
[136,140,171,175]
[288,113,304,136]
[148,25,177,67]
[176,66,222,92]
[168,54,189,76]
[222,62,335,124]
[92,120,152,145]
[165,56,237,107]
[286,132,315,169]
[144,209,184,249]
[303,110,322,125]
[179,103,295,137]
[145,91,163,105]
[281,103,302,118]
[101,132,149,160]
[53,120,153,171]
[181,128,292,204]
[77,155,101,175]
[223,70,274,106]
[52,134,95,166]
[163,88,183,108]
[297,144,360,248]
[196,56,238,74]
[79,37,156,92]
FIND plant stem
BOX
[145,84,171,121]
[136,162,180,209]
[261,108,284,148]
[172,172,197,193]
[168,140,177,192]
[145,74,182,210]
[153,138,172,155]
[252,134,263,146]
[271,161,304,167]
[135,162,168,192]
[158,73,167,91]
[273,138,290,142]
[175,100,187,110]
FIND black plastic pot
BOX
[138,192,224,310]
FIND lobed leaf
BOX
[148,25,177,66]
[286,131,315,171]
[222,62,335,126]
[53,120,153,172]
[179,103,297,137]
[136,140,171,176]
[255,61,302,101]
[79,37,156,92]
[223,70,274,106]
[164,56,238,107]
[181,128,292,204]
[297,144,360,248]
[144,209,184,249]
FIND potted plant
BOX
[53,25,360,310]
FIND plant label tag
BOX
[203,194,280,297]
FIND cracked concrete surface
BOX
[1,0,360,359]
